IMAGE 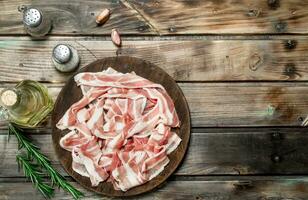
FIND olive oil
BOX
[0,80,53,127]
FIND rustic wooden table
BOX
[1,0,308,199]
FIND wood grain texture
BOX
[3,128,308,177]
[129,0,308,34]
[51,57,191,196]
[2,0,308,35]
[2,0,308,199]
[0,0,154,35]
[1,176,308,200]
[2,81,308,127]
[1,38,308,82]
[184,82,308,127]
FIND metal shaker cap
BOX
[23,8,42,27]
[52,44,80,72]
[52,44,72,64]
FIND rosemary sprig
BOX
[16,154,54,198]
[35,155,84,199]
[9,123,84,199]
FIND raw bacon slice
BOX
[57,68,182,191]
[148,123,182,154]
[73,139,109,186]
[59,130,89,151]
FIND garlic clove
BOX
[111,29,121,47]
[96,9,110,25]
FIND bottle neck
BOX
[0,88,19,109]
[0,88,20,124]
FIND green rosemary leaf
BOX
[9,123,84,199]
[16,154,54,198]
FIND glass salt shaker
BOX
[20,6,52,37]
[52,44,80,72]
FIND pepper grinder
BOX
[21,6,52,37]
[52,44,80,72]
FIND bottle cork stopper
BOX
[1,90,17,106]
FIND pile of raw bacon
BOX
[57,68,181,191]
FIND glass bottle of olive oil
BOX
[0,80,53,127]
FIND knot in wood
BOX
[285,63,296,73]
[283,63,297,79]
[247,9,260,17]
[272,155,282,163]
[268,0,280,9]
[267,105,275,116]
[168,26,177,33]
[249,53,262,71]
[275,21,287,32]
[137,24,150,32]
[284,40,297,50]
[298,116,304,122]
[138,26,145,32]
[17,5,27,12]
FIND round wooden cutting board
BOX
[51,56,191,197]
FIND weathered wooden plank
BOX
[1,38,308,82]
[0,0,154,35]
[1,82,308,127]
[2,128,308,177]
[1,176,308,199]
[2,0,308,35]
[129,0,308,34]
[184,82,308,127]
